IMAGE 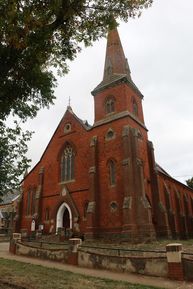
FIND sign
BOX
[31,220,35,231]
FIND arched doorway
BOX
[56,202,72,233]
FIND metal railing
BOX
[23,239,69,250]
[80,244,166,257]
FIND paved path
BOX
[0,242,193,289]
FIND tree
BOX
[0,0,153,197]
[0,0,153,119]
[186,177,193,190]
[0,120,32,200]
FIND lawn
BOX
[0,258,164,289]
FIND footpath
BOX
[0,242,193,289]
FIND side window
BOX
[83,201,89,220]
[105,128,115,141]
[132,98,138,116]
[45,208,50,221]
[61,144,75,182]
[31,190,36,215]
[108,159,116,186]
[105,96,115,114]
[26,190,31,216]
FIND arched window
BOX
[83,201,89,220]
[105,97,115,114]
[61,144,75,182]
[45,208,50,221]
[108,160,116,186]
[31,191,36,215]
[26,190,31,216]
[105,128,115,141]
[132,99,138,116]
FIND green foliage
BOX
[0,0,152,196]
[0,120,32,198]
[186,177,193,189]
[0,0,153,119]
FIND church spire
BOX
[92,27,137,96]
[103,27,131,81]
[92,26,143,99]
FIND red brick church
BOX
[16,28,193,242]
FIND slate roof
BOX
[155,163,171,177]
[0,190,20,205]
[92,73,143,99]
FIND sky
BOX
[24,0,193,184]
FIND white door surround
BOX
[56,202,72,232]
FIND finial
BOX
[68,96,71,107]
[67,96,72,111]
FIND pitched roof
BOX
[67,106,92,130]
[0,190,20,205]
[20,106,92,182]
[155,163,171,177]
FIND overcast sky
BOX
[24,0,193,184]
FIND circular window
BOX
[64,123,71,133]
[110,201,118,213]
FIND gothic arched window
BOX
[26,190,31,216]
[31,190,36,215]
[108,160,116,186]
[83,201,89,220]
[105,128,115,141]
[132,99,138,116]
[61,145,75,182]
[105,97,115,114]
[45,208,50,221]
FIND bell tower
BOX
[91,27,155,242]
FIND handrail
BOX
[27,240,68,245]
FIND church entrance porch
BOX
[56,202,72,239]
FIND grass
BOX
[0,258,164,289]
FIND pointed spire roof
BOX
[103,28,131,81]
[92,27,143,98]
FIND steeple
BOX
[92,26,144,125]
[92,27,142,96]
[103,28,131,81]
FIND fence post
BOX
[68,238,82,265]
[9,233,21,254]
[166,243,184,281]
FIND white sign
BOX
[31,220,35,231]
